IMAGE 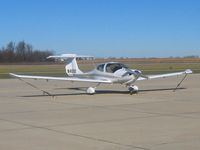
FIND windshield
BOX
[106,63,127,73]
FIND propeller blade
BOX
[140,74,149,79]
[123,69,148,79]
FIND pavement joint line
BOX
[117,110,200,119]
[0,113,160,131]
[63,104,200,120]
[18,96,100,107]
[9,97,99,109]
[60,131,151,150]
[22,97,179,111]
[0,94,199,120]
[0,75,199,149]
[44,114,161,128]
[150,136,200,149]
[0,102,199,120]
[40,110,200,128]
[0,118,150,150]
[25,98,182,111]
[0,127,33,133]
[94,99,180,108]
[1,109,196,134]
[0,110,37,115]
[37,127,151,150]
[0,118,39,129]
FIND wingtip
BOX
[9,73,18,78]
[185,69,193,74]
[9,73,15,76]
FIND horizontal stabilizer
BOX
[47,54,94,60]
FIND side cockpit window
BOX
[97,64,105,72]
[106,63,124,73]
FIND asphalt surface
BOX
[0,74,199,150]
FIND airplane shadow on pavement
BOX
[20,87,186,98]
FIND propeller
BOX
[122,69,148,85]
[123,69,148,78]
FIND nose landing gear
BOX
[128,85,139,95]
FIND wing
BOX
[137,69,192,81]
[9,73,112,84]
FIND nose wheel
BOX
[128,85,139,95]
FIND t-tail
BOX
[47,54,93,76]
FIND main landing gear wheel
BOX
[128,85,139,95]
[86,87,96,95]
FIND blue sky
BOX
[0,0,200,57]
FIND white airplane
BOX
[10,54,192,95]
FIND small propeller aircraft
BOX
[10,54,192,95]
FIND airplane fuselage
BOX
[71,62,138,85]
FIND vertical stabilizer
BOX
[65,56,83,76]
[47,54,93,76]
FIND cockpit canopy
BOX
[96,62,128,73]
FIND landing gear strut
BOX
[128,85,139,95]
[86,83,101,95]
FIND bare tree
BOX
[0,41,54,62]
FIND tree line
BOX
[0,41,54,62]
